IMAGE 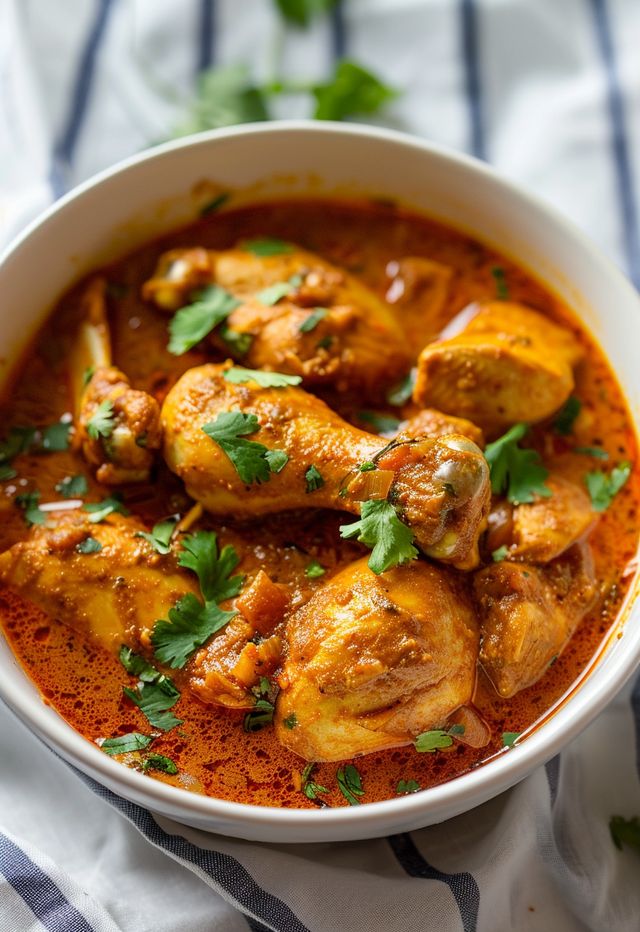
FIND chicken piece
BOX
[473,542,598,697]
[161,364,491,569]
[143,244,411,394]
[274,557,479,762]
[414,302,583,432]
[385,256,453,349]
[399,408,485,448]
[72,278,162,484]
[0,511,197,652]
[486,475,596,563]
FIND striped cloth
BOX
[1,1,640,929]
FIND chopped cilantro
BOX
[396,779,421,795]
[301,762,329,801]
[358,411,401,434]
[316,335,333,350]
[299,308,328,333]
[243,238,293,256]
[585,462,631,512]
[135,516,179,555]
[502,731,520,748]
[359,461,376,472]
[313,60,397,121]
[305,559,326,579]
[283,713,298,729]
[243,682,277,732]
[55,474,88,498]
[76,536,102,554]
[41,421,72,452]
[491,266,510,299]
[123,676,183,732]
[415,730,454,753]
[200,192,230,216]
[610,815,640,853]
[177,530,244,603]
[15,491,45,526]
[573,446,609,460]
[168,285,240,355]
[0,464,17,481]
[336,763,364,806]
[202,411,288,484]
[119,646,159,683]
[84,495,130,523]
[0,426,36,466]
[142,753,179,775]
[86,400,115,441]
[305,464,325,493]
[553,396,581,435]
[82,367,95,388]
[218,324,253,357]
[223,367,302,388]
[339,500,418,575]
[101,732,153,755]
[255,279,297,306]
[492,545,509,563]
[485,422,551,504]
[386,370,416,407]
[275,0,337,27]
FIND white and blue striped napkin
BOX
[1,2,640,930]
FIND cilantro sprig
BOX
[15,491,46,526]
[123,674,183,732]
[340,500,418,575]
[223,367,302,388]
[86,400,115,440]
[585,462,631,512]
[336,763,365,806]
[56,474,88,499]
[244,677,278,732]
[484,423,551,504]
[168,285,240,355]
[414,724,464,753]
[136,516,179,555]
[83,495,130,523]
[202,411,289,484]
[305,464,324,492]
[101,732,153,755]
[553,396,581,436]
[301,762,329,801]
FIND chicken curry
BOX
[1,197,638,808]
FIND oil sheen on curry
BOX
[1,198,638,809]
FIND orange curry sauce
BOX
[1,199,638,808]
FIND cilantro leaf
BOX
[610,815,640,853]
[84,496,130,523]
[76,536,102,554]
[313,60,397,121]
[223,367,302,388]
[492,545,509,563]
[502,731,520,748]
[299,308,328,333]
[219,324,253,357]
[152,593,237,669]
[0,464,17,481]
[553,396,581,435]
[123,677,183,732]
[585,461,631,512]
[358,411,401,434]
[574,446,609,460]
[15,491,45,526]
[168,285,240,355]
[255,280,297,306]
[200,192,230,216]
[305,464,325,493]
[202,411,288,484]
[142,753,179,775]
[415,730,454,753]
[243,679,277,732]
[55,474,88,498]
[101,732,153,755]
[336,763,364,805]
[301,762,329,801]
[172,64,269,136]
[485,422,551,504]
[396,779,421,794]
[386,370,416,407]
[491,266,510,299]
[243,238,293,256]
[305,559,326,579]
[136,516,179,555]
[0,426,36,466]
[41,421,72,452]
[177,530,244,603]
[339,500,418,575]
[119,646,160,683]
[283,713,298,729]
[274,0,337,27]
[87,400,115,440]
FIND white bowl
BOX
[1,122,639,843]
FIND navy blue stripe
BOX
[330,0,347,61]
[631,670,640,777]
[460,0,486,161]
[589,0,640,288]
[197,0,216,73]
[51,0,114,197]
[389,833,479,932]
[0,832,95,932]
[545,754,561,806]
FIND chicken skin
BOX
[414,302,583,432]
[399,408,485,448]
[142,244,411,394]
[161,364,491,569]
[473,542,598,697]
[274,557,479,761]
[385,256,453,349]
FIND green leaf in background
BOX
[313,60,397,121]
[172,64,270,136]
[274,0,337,27]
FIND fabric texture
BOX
[1,1,640,930]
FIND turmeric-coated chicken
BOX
[274,557,479,761]
[142,244,411,394]
[399,408,485,448]
[161,364,491,569]
[385,256,453,349]
[414,302,583,432]
[473,542,598,697]
[486,475,596,563]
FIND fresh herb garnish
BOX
[492,545,509,563]
[610,815,640,853]
[178,530,244,602]
[101,732,154,755]
[301,762,329,801]
[41,421,72,452]
[491,266,510,299]
[316,335,333,350]
[82,367,95,388]
[585,462,631,512]
[76,536,102,554]
[0,464,17,481]
[336,763,365,806]
[305,559,326,579]
[119,646,160,683]
[283,713,298,729]
[15,491,46,526]
[55,474,88,498]
[299,308,328,333]
[200,192,230,216]
[358,411,402,434]
[243,238,293,256]
[502,731,520,748]
[339,500,418,575]
[142,753,179,775]
[0,426,36,467]
[202,411,289,484]
[243,678,277,732]
[313,60,397,121]
[275,0,337,27]
[86,400,115,441]
[218,324,253,357]
[223,367,302,388]
[305,464,325,492]
[359,462,376,472]
[553,396,581,436]
[255,279,298,306]
[485,422,551,504]
[84,495,130,523]
[386,370,416,407]
[415,730,455,753]
[396,779,421,795]
[172,64,269,136]
[573,446,609,460]
[168,285,240,355]
[135,516,179,555]
[123,676,183,732]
